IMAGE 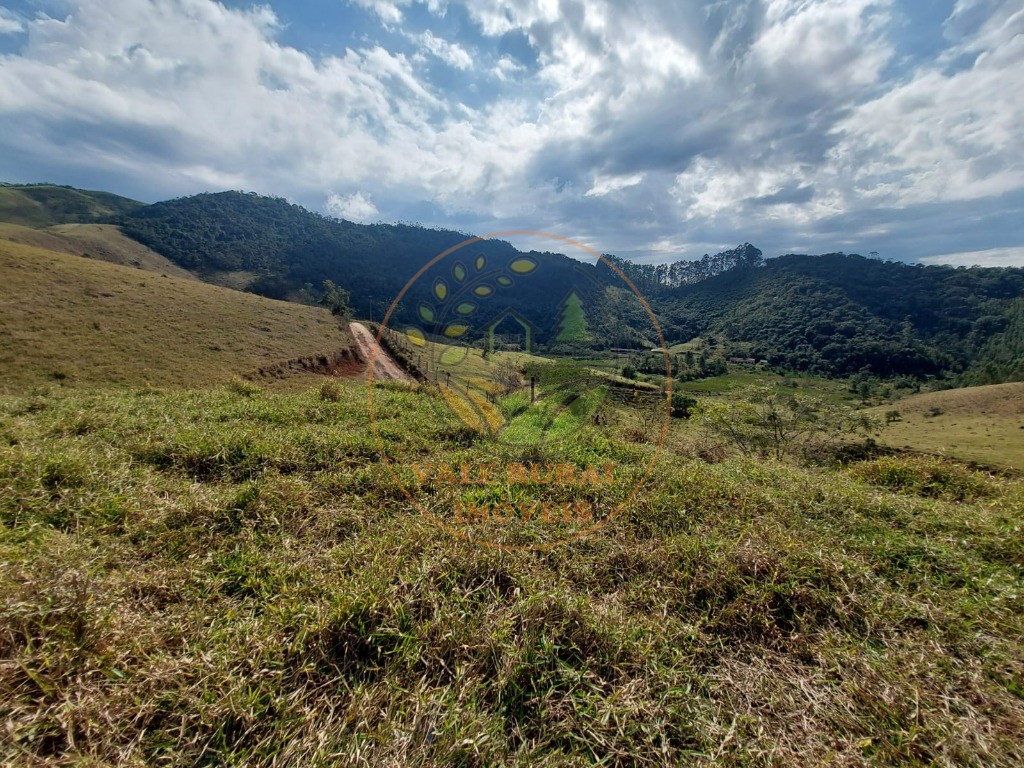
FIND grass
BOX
[0,222,197,281]
[0,184,142,228]
[871,382,1024,470]
[0,239,354,393]
[675,370,854,402]
[1,378,1022,765]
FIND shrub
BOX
[318,379,343,402]
[670,393,698,419]
[850,456,994,501]
[227,376,261,397]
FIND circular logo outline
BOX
[368,230,672,552]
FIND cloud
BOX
[919,247,1024,268]
[0,6,23,34]
[585,173,644,197]
[349,0,407,24]
[0,0,1020,264]
[414,30,473,70]
[325,191,380,222]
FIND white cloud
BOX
[415,30,473,70]
[349,0,407,24]
[0,6,23,34]
[492,55,524,81]
[919,247,1024,268]
[585,172,644,197]
[831,0,1024,207]
[325,191,380,222]
[0,0,1020,262]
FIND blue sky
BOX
[0,0,1021,266]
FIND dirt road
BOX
[349,322,414,383]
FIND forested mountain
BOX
[3,185,1020,383]
[654,253,1024,378]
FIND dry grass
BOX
[0,239,354,393]
[0,379,1021,766]
[870,383,1024,470]
[0,222,197,281]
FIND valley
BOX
[0,183,1021,766]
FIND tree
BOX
[493,360,525,396]
[320,280,351,318]
[700,386,876,461]
[670,393,698,419]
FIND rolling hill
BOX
[2,183,1021,384]
[0,237,356,394]
[871,382,1024,470]
[0,222,197,280]
[0,183,143,227]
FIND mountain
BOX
[113,191,630,345]
[0,183,143,228]
[3,184,1022,383]
[657,252,1024,378]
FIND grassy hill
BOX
[0,238,355,393]
[872,382,1024,470]
[0,184,1017,383]
[0,222,197,280]
[0,187,1021,764]
[0,183,143,227]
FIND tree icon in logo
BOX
[554,290,590,343]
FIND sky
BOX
[0,0,1021,266]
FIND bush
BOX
[670,393,698,419]
[227,376,261,397]
[850,456,994,501]
[318,380,343,402]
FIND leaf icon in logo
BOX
[497,276,513,287]
[509,258,538,274]
[440,346,469,365]
[406,328,426,347]
[418,304,435,323]
[444,323,469,338]
[434,279,448,301]
[453,263,466,282]
[473,285,493,298]
[475,255,486,271]
[456,302,477,315]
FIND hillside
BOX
[111,191,1024,381]
[0,183,143,227]
[871,382,1024,470]
[0,238,355,393]
[0,222,197,280]
[0,183,1014,384]
[637,252,1023,379]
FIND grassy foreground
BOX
[1,379,1022,766]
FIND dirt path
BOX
[349,322,414,383]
